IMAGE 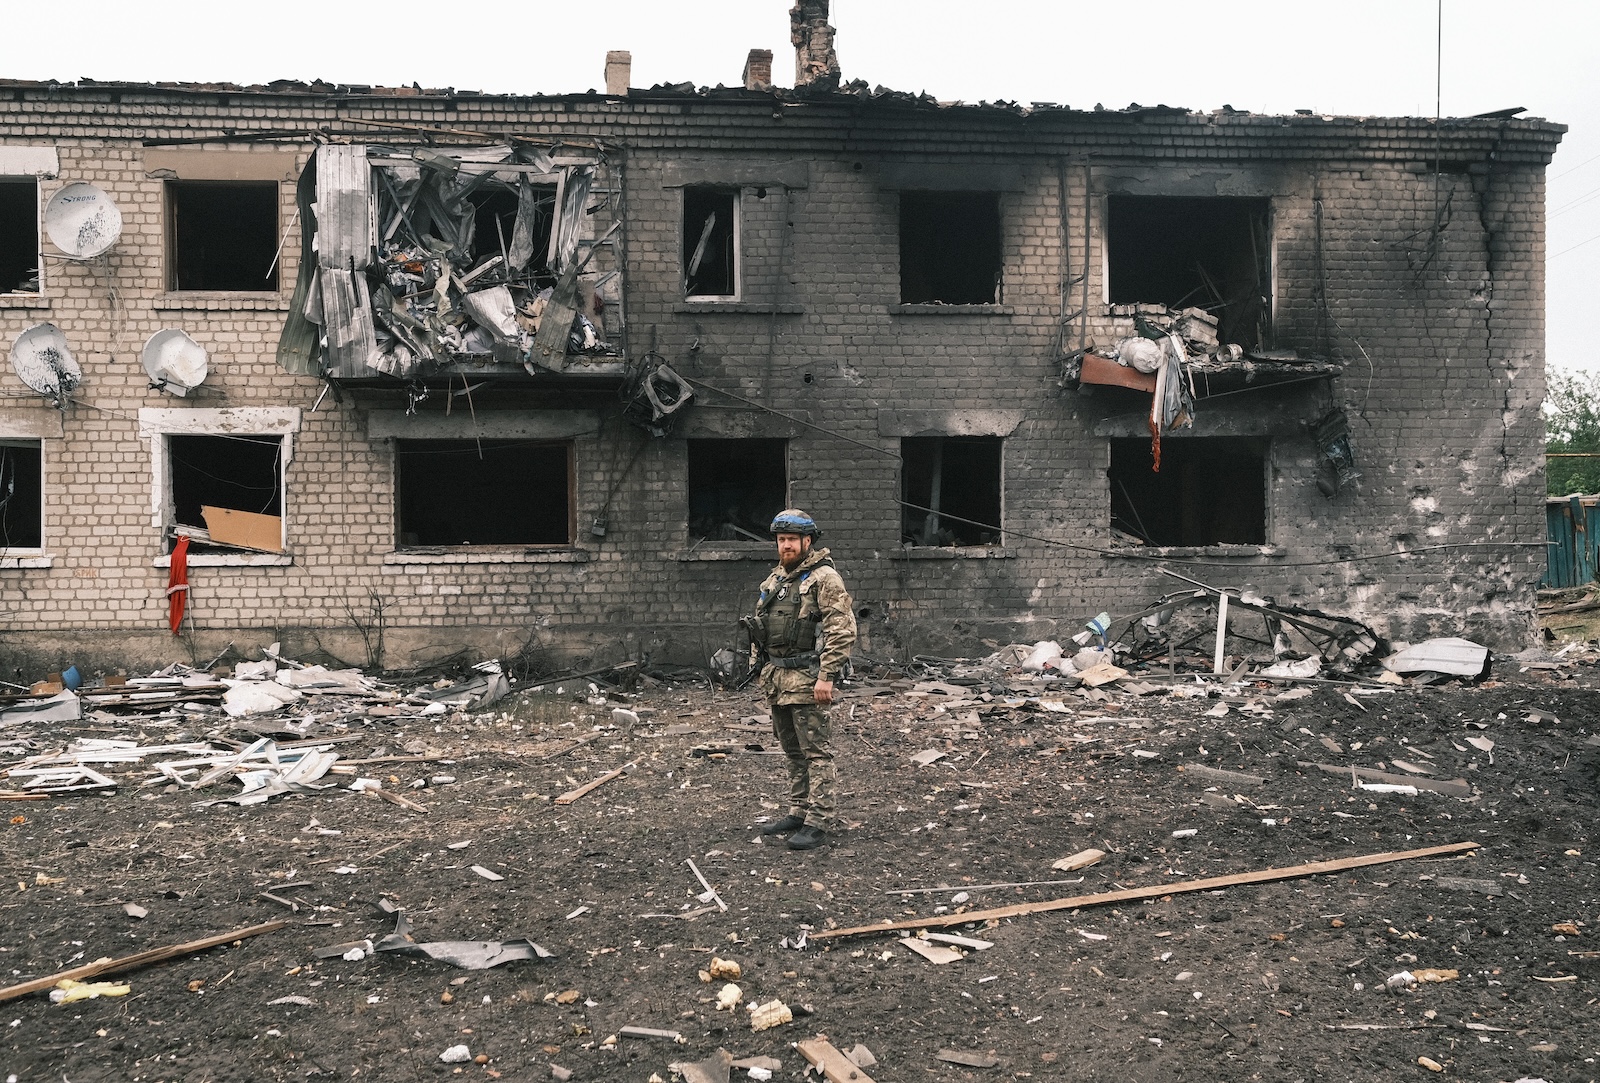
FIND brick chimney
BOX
[604,50,631,96]
[790,1,840,91]
[743,48,774,91]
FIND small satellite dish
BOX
[44,182,123,259]
[9,323,81,406]
[141,329,209,396]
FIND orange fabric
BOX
[167,536,190,634]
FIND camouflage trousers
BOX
[769,701,837,831]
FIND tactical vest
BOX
[755,559,832,665]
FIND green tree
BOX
[1547,369,1600,496]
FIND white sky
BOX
[8,0,1598,371]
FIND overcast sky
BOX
[8,0,1598,372]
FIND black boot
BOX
[760,814,805,835]
[787,825,826,850]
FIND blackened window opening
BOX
[687,439,787,541]
[899,191,1002,305]
[1107,196,1270,348]
[0,440,42,549]
[169,435,282,530]
[0,180,38,293]
[1109,437,1266,546]
[169,181,280,292]
[397,440,572,547]
[683,186,737,297]
[470,185,554,283]
[901,436,1002,545]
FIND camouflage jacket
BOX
[751,546,856,704]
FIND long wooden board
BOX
[797,1038,877,1083]
[812,841,1478,940]
[554,759,638,805]
[0,920,288,1002]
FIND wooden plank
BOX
[811,841,1478,940]
[0,920,287,1003]
[1299,762,1472,797]
[899,937,963,964]
[797,1037,877,1083]
[554,760,638,805]
[1177,764,1267,787]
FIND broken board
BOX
[201,507,283,553]
[797,1037,877,1083]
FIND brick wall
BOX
[0,84,1564,674]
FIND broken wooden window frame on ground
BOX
[682,185,740,299]
[686,437,788,543]
[900,435,1004,547]
[898,190,1003,305]
[166,179,282,293]
[138,407,299,565]
[394,438,576,548]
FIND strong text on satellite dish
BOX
[44,183,124,259]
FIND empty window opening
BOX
[683,186,738,297]
[467,184,555,283]
[0,180,38,294]
[397,440,572,547]
[168,181,280,292]
[901,436,1002,546]
[687,439,787,541]
[1107,196,1270,348]
[1109,437,1266,547]
[899,191,1002,305]
[0,440,43,549]
[168,434,283,551]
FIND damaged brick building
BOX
[0,8,1566,674]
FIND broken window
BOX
[901,436,1002,546]
[899,191,1002,305]
[168,434,283,551]
[0,179,38,294]
[1109,437,1266,547]
[1107,196,1270,348]
[687,439,787,542]
[0,440,42,549]
[683,186,738,298]
[397,440,572,547]
[168,181,280,292]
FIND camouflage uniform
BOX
[751,546,856,831]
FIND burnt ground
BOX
[1,651,1598,1083]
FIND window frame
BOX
[138,408,299,567]
[0,177,41,297]
[899,434,1006,549]
[164,179,283,295]
[393,438,578,552]
[0,438,45,564]
[682,185,741,301]
[897,189,1004,306]
[685,437,790,544]
[1107,435,1272,549]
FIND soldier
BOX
[744,509,856,850]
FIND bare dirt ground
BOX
[1,648,1598,1083]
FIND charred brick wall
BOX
[0,85,1562,675]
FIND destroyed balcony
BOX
[277,143,630,397]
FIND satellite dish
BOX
[9,323,81,406]
[141,329,208,396]
[44,182,123,259]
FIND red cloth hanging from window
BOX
[167,536,190,634]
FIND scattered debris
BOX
[748,999,793,1031]
[937,1049,1000,1068]
[554,759,638,805]
[372,911,552,969]
[797,1037,876,1083]
[1383,638,1489,678]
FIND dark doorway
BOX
[1107,196,1270,348]
[397,440,572,547]
[899,191,1002,304]
[901,436,1003,545]
[687,439,787,541]
[1109,437,1266,546]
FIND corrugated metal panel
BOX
[1543,495,1599,588]
[315,145,374,270]
[319,268,377,378]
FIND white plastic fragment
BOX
[439,1044,472,1063]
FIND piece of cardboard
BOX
[201,507,283,553]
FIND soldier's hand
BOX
[813,678,835,705]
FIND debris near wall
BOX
[282,142,624,382]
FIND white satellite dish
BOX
[10,323,81,405]
[141,329,208,396]
[44,182,123,259]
